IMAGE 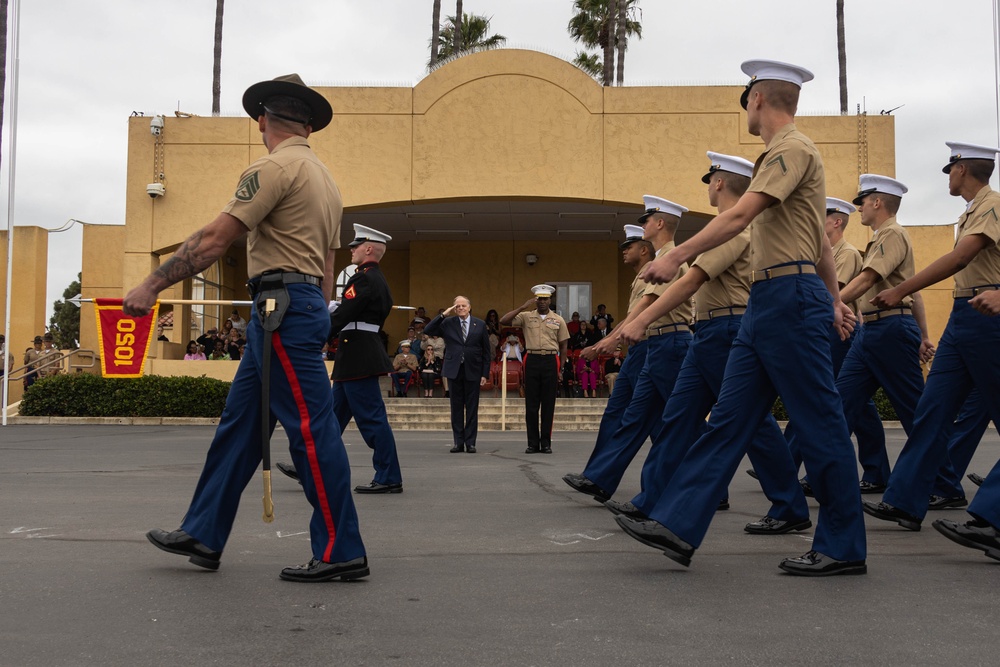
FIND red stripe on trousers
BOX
[272,332,337,561]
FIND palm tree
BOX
[429,0,442,68]
[429,13,506,66]
[568,0,641,86]
[212,0,224,116]
[453,0,464,54]
[836,0,848,114]
[573,52,602,79]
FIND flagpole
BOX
[2,0,22,427]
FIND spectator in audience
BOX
[423,332,445,360]
[226,328,245,361]
[409,307,427,328]
[391,340,418,397]
[23,336,43,389]
[561,355,577,398]
[593,317,612,341]
[221,319,235,338]
[567,312,582,337]
[590,304,614,330]
[418,345,442,398]
[184,340,206,360]
[197,328,219,355]
[604,348,624,394]
[485,309,501,360]
[397,327,418,354]
[208,339,230,361]
[502,334,523,362]
[228,308,247,336]
[569,321,597,351]
[156,326,169,342]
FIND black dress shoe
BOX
[562,472,611,502]
[933,518,1000,561]
[279,556,370,582]
[146,528,221,570]
[799,478,813,497]
[541,446,552,454]
[449,445,464,453]
[862,500,921,531]
[746,469,759,480]
[779,550,867,576]
[604,498,648,520]
[275,461,301,484]
[744,515,813,535]
[927,494,968,510]
[354,481,403,494]
[859,480,887,494]
[466,446,477,453]
[968,473,985,487]
[716,498,730,511]
[614,515,694,566]
[525,446,540,454]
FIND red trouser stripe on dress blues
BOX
[272,331,337,561]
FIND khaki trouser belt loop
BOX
[696,306,747,322]
[750,263,817,284]
[953,285,1000,298]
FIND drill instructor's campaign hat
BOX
[852,174,907,206]
[242,73,333,132]
[942,141,1000,173]
[702,151,755,183]
[349,224,392,247]
[637,195,689,223]
[826,197,857,216]
[740,59,814,110]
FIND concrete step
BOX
[382,397,608,431]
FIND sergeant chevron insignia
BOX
[235,171,260,202]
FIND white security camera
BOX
[150,115,164,136]
[146,183,166,198]
[525,253,538,266]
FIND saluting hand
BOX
[521,296,538,311]
[442,304,457,317]
[870,287,903,310]
[970,290,1000,316]
[641,249,682,285]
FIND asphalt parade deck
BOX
[2,424,998,666]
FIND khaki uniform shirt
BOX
[626,270,650,342]
[393,353,418,372]
[954,185,1000,290]
[222,136,343,279]
[692,227,752,314]
[832,237,864,315]
[24,347,42,370]
[511,310,570,352]
[644,242,693,328]
[37,347,61,377]
[860,217,914,310]
[746,124,826,271]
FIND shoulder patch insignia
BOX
[344,285,357,300]
[764,155,787,174]
[983,208,999,222]
[234,171,260,202]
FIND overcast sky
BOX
[3,0,999,321]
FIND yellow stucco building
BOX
[61,49,954,377]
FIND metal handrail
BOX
[4,348,96,382]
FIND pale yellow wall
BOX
[81,48,979,381]
[0,227,48,403]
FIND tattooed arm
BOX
[123,212,248,316]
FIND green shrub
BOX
[772,387,898,422]
[20,373,231,418]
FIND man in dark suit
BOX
[424,295,491,453]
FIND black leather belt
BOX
[247,271,321,297]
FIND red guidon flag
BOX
[93,298,160,378]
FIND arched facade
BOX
[79,49,954,373]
